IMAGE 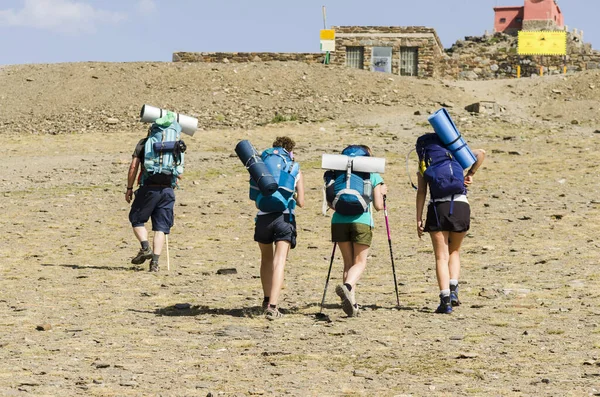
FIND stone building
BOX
[494,0,564,34]
[329,26,444,78]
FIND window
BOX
[400,47,418,76]
[516,18,523,23]
[499,18,507,23]
[371,47,392,73]
[346,47,364,69]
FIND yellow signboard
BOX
[320,29,335,41]
[518,31,567,56]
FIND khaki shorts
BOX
[331,223,372,246]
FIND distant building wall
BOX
[173,52,324,64]
[494,7,524,34]
[329,26,444,78]
[523,0,563,29]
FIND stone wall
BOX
[441,32,600,80]
[329,26,443,78]
[173,52,324,64]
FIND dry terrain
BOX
[1,62,600,396]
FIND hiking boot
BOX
[450,285,461,307]
[131,247,152,265]
[335,284,356,317]
[351,303,360,317]
[149,260,159,272]
[435,294,452,314]
[265,307,283,320]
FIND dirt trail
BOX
[1,63,600,396]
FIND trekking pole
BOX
[166,234,170,271]
[383,195,400,307]
[319,242,337,313]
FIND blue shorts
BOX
[254,213,297,249]
[129,186,175,234]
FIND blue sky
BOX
[0,0,597,65]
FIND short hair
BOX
[273,136,296,152]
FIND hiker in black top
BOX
[416,145,486,314]
[125,134,176,272]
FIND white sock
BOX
[450,279,458,289]
[440,289,450,297]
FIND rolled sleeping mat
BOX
[235,140,278,196]
[321,154,352,171]
[140,104,198,137]
[352,156,385,173]
[427,108,476,169]
[322,154,386,173]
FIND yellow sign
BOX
[320,29,335,41]
[518,31,567,56]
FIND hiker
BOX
[415,133,485,314]
[125,112,186,272]
[251,136,305,320]
[324,145,387,317]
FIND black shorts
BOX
[129,186,175,234]
[254,213,297,249]
[424,201,470,233]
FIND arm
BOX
[372,183,387,211]
[125,156,140,204]
[295,171,305,208]
[416,172,427,239]
[464,149,486,186]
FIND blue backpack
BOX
[416,133,465,199]
[324,145,373,215]
[142,121,185,188]
[249,147,299,213]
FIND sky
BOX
[0,0,598,65]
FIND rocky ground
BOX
[1,62,600,396]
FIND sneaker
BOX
[435,294,452,314]
[131,247,152,265]
[335,284,356,317]
[450,287,461,307]
[265,307,283,320]
[149,260,159,272]
[351,303,360,317]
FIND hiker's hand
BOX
[125,189,133,204]
[417,220,424,239]
[464,175,473,186]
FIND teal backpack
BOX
[249,147,299,213]
[142,121,185,188]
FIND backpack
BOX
[416,133,465,199]
[142,121,185,188]
[324,145,373,215]
[249,147,300,213]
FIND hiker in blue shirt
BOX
[253,136,305,320]
[325,145,387,317]
[416,136,486,314]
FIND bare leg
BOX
[133,226,148,244]
[258,243,274,299]
[338,242,354,283]
[268,240,291,306]
[153,231,165,255]
[343,243,370,288]
[448,232,466,281]
[430,231,450,291]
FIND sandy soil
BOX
[1,62,600,396]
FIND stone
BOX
[106,118,119,125]
[36,324,52,331]
[216,268,237,275]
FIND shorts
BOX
[254,213,297,249]
[424,201,470,233]
[331,223,372,246]
[129,186,175,234]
